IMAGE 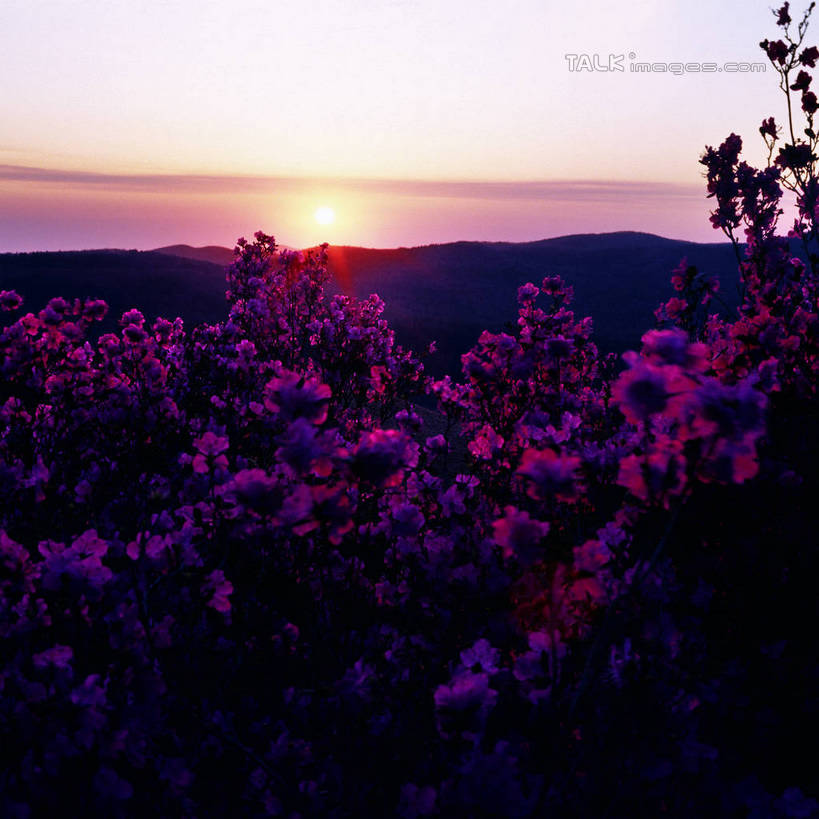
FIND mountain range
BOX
[1,232,745,376]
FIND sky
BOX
[0,0,799,250]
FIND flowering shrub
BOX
[3,6,819,817]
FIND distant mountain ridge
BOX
[2,233,745,375]
[152,244,236,267]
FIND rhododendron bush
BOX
[4,6,819,817]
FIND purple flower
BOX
[220,468,278,508]
[352,429,419,487]
[492,505,549,562]
[399,784,437,818]
[612,358,690,425]
[434,671,497,712]
[391,501,425,537]
[203,569,233,614]
[94,767,133,801]
[264,370,331,424]
[83,299,108,321]
[32,645,74,671]
[194,431,229,457]
[640,329,709,371]
[460,639,500,674]
[120,308,145,327]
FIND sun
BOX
[314,206,335,225]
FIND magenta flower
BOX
[517,282,539,304]
[517,448,580,502]
[468,424,504,460]
[0,290,23,311]
[120,308,145,327]
[82,299,108,321]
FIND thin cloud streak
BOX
[0,164,703,203]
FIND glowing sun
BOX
[314,206,335,225]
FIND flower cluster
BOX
[2,7,819,815]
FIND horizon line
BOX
[0,229,741,257]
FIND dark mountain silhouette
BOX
[1,232,745,375]
[0,249,227,336]
[152,244,236,267]
[323,232,743,374]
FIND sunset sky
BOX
[0,0,793,250]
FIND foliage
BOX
[2,5,819,816]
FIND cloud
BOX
[0,164,702,203]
